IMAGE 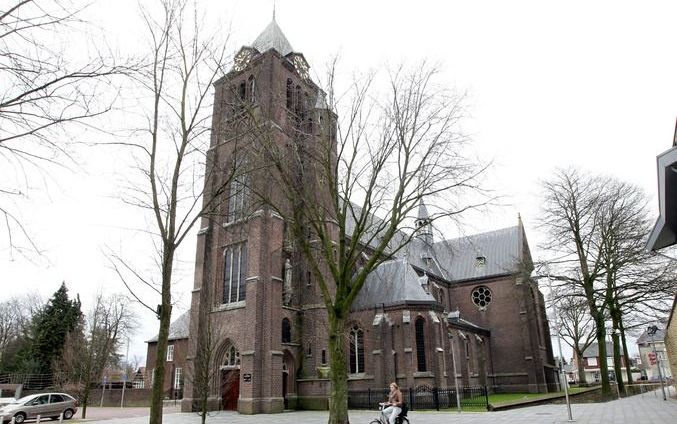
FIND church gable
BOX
[431,225,524,283]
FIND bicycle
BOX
[369,402,409,424]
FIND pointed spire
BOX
[417,200,430,223]
[252,19,294,56]
[416,200,434,263]
[272,0,276,21]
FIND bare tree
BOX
[55,293,137,418]
[540,168,613,396]
[0,0,128,256]
[0,293,43,370]
[246,62,487,424]
[107,2,233,423]
[549,284,596,384]
[188,313,227,424]
[593,178,676,387]
[541,168,677,396]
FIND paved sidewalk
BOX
[75,390,677,424]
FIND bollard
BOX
[59,412,64,423]
[36,414,41,423]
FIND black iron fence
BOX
[348,386,489,411]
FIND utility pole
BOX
[121,338,130,408]
[449,332,462,413]
[546,263,573,422]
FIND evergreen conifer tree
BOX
[23,282,82,374]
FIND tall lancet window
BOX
[415,317,427,372]
[286,79,293,109]
[226,157,249,223]
[223,242,247,303]
[248,75,256,103]
[349,325,365,373]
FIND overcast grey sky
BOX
[2,0,676,362]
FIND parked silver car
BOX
[0,393,78,423]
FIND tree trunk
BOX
[81,388,89,418]
[328,316,349,424]
[593,314,611,397]
[619,320,633,384]
[149,246,175,424]
[576,351,587,384]
[611,329,624,394]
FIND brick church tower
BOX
[182,18,335,414]
[180,17,557,416]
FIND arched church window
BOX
[223,242,247,303]
[282,318,291,343]
[224,344,240,367]
[349,325,365,373]
[226,157,249,223]
[248,75,256,103]
[295,85,302,115]
[415,317,427,372]
[238,81,246,101]
[286,79,293,109]
[306,116,313,134]
[471,286,492,310]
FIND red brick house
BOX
[573,342,630,383]
[146,312,190,400]
[178,18,556,414]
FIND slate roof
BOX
[637,327,666,344]
[252,19,294,56]
[431,225,527,282]
[404,223,529,283]
[352,259,436,311]
[581,342,613,358]
[146,311,190,343]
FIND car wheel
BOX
[13,412,26,423]
[63,409,74,420]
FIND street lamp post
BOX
[545,264,573,422]
[447,331,461,414]
[647,325,667,401]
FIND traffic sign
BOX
[648,352,657,365]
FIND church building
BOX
[180,19,557,414]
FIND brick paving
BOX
[70,390,676,424]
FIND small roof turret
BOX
[252,19,294,56]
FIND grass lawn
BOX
[489,387,588,405]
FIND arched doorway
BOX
[282,363,289,409]
[219,342,240,410]
[282,350,295,410]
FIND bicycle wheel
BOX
[369,420,383,424]
[401,418,410,424]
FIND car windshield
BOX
[12,395,37,404]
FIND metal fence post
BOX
[484,386,489,411]
[409,388,413,411]
[433,387,439,411]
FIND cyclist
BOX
[379,382,403,424]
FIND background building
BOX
[637,326,673,381]
[145,312,190,400]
